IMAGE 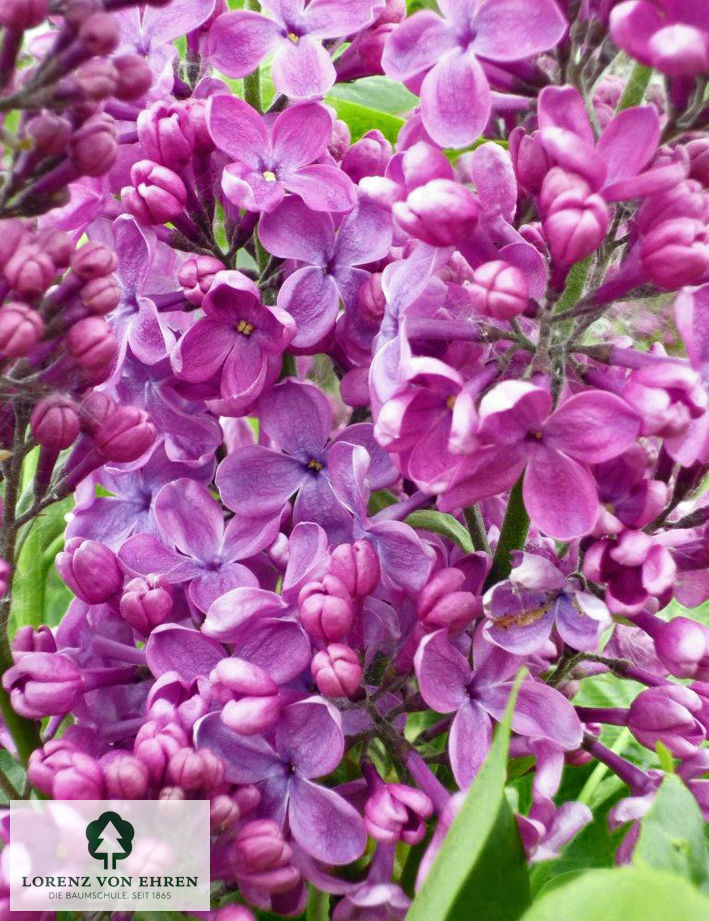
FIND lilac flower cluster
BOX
[1,0,709,918]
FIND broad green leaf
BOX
[404,510,474,553]
[368,488,398,515]
[633,774,709,888]
[328,76,417,115]
[406,674,531,921]
[323,96,404,143]
[518,867,709,921]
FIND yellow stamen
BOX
[494,602,551,630]
[446,395,456,411]
[287,31,299,43]
[306,458,323,471]
[263,170,277,182]
[237,319,254,336]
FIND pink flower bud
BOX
[95,405,155,462]
[311,644,362,697]
[70,240,117,279]
[0,219,29,269]
[653,617,709,680]
[183,97,214,154]
[686,136,709,187]
[364,780,433,845]
[120,574,173,635]
[25,113,71,156]
[628,684,705,757]
[327,540,380,599]
[134,723,186,785]
[12,625,56,655]
[214,906,256,921]
[35,229,73,269]
[74,58,118,100]
[122,160,187,225]
[640,217,709,288]
[52,751,105,799]
[341,129,392,182]
[418,567,478,631]
[0,0,47,29]
[335,23,394,83]
[3,244,55,297]
[137,101,195,169]
[509,127,551,196]
[66,316,118,372]
[113,53,152,101]
[167,747,224,792]
[30,396,80,450]
[69,115,118,177]
[233,820,300,894]
[0,302,43,357]
[56,537,123,603]
[103,752,150,798]
[211,658,281,735]
[467,260,529,320]
[179,254,223,306]
[2,651,84,718]
[357,273,386,324]
[79,391,116,436]
[210,794,241,832]
[299,580,354,641]
[78,11,118,54]
[394,179,479,247]
[328,118,351,161]
[542,173,609,264]
[80,274,120,314]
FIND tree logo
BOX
[86,811,135,870]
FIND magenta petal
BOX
[538,85,594,144]
[202,586,288,641]
[220,339,268,404]
[230,617,312,683]
[449,700,492,789]
[154,478,223,561]
[171,319,233,383]
[277,266,340,348]
[259,197,334,263]
[304,0,381,38]
[439,444,526,511]
[208,9,281,78]
[382,10,455,82]
[333,198,393,268]
[471,0,567,62]
[259,379,331,458]
[223,167,284,212]
[216,445,305,516]
[189,564,258,614]
[281,522,330,598]
[271,35,335,99]
[272,102,331,168]
[195,712,281,783]
[367,519,434,594]
[485,677,583,750]
[543,392,640,463]
[414,629,470,713]
[277,698,344,777]
[524,448,599,540]
[285,165,356,213]
[118,533,194,581]
[609,0,662,68]
[207,94,268,165]
[288,776,367,864]
[420,48,491,149]
[143,0,216,45]
[597,106,660,188]
[146,624,224,681]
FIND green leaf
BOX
[404,511,474,553]
[518,867,709,921]
[406,673,531,921]
[323,96,404,143]
[633,774,709,889]
[328,76,417,115]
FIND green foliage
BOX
[323,96,404,143]
[404,510,474,553]
[518,868,709,921]
[407,675,531,921]
[327,76,417,115]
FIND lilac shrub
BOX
[1,0,709,918]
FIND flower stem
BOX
[484,477,529,589]
[464,505,491,555]
[617,62,653,110]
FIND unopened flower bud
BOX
[357,273,386,324]
[3,244,55,297]
[628,684,705,757]
[0,219,28,269]
[0,302,43,356]
[66,316,118,372]
[134,722,186,785]
[418,567,478,631]
[30,397,80,450]
[211,658,281,735]
[120,574,173,635]
[81,275,120,314]
[509,127,550,195]
[80,390,116,434]
[36,229,73,270]
[0,0,48,29]
[2,651,83,718]
[71,240,117,279]
[25,113,71,156]
[210,794,241,832]
[214,906,256,921]
[122,160,187,225]
[327,540,380,599]
[542,170,609,264]
[653,617,709,680]
[12,625,56,655]
[179,255,223,306]
[299,580,354,641]
[328,118,350,161]
[640,217,709,288]
[364,777,433,845]
[103,752,150,799]
[311,644,362,697]
[394,179,478,247]
[341,129,392,182]
[167,747,224,792]
[56,537,123,603]
[335,23,394,82]
[467,260,528,320]
[74,58,118,100]
[137,101,195,169]
[78,11,118,54]
[113,53,152,101]
[53,751,105,799]
[233,820,300,894]
[69,115,118,177]
[95,406,155,462]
